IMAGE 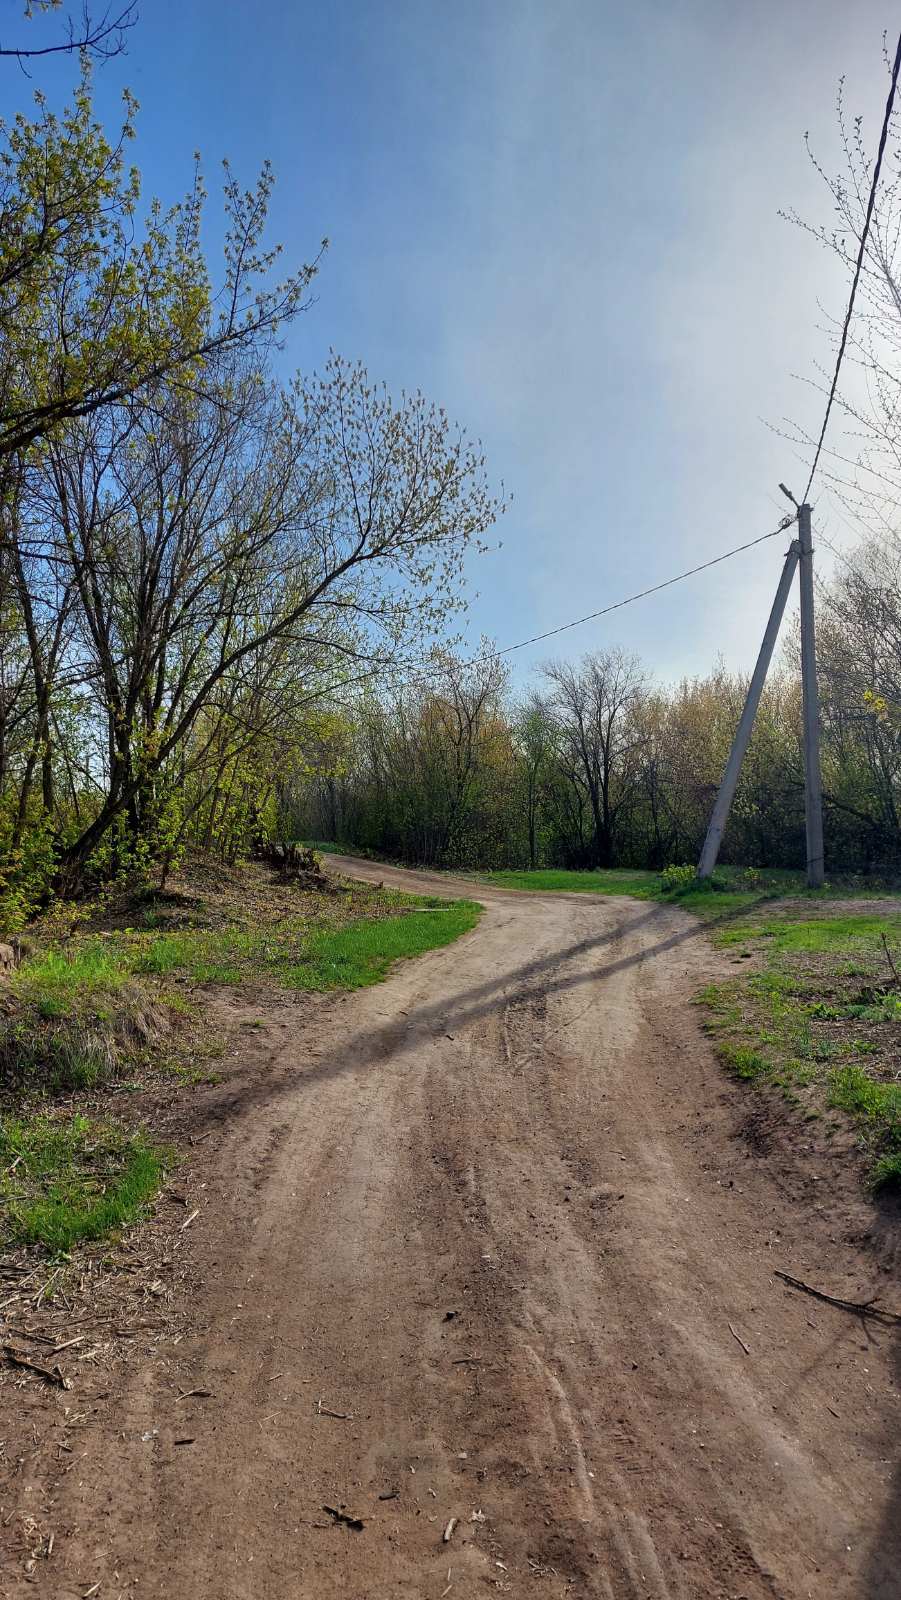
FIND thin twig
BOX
[774,1270,901,1325]
[315,1398,354,1419]
[880,930,900,988]
[3,1345,71,1388]
[728,1323,751,1355]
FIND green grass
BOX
[13,942,131,1015]
[0,1113,166,1254]
[697,911,901,1188]
[479,868,660,896]
[1,890,481,1094]
[717,913,901,952]
[474,863,900,920]
[126,895,481,991]
[279,899,481,989]
[12,894,481,1002]
[475,864,792,924]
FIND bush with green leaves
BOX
[660,864,697,893]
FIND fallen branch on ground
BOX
[774,1270,901,1325]
[3,1344,71,1387]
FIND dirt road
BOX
[22,860,901,1597]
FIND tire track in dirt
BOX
[13,859,899,1599]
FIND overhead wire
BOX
[315,46,901,701]
[802,28,901,502]
[445,515,799,674]
[318,513,800,701]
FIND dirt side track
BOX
[4,859,899,1598]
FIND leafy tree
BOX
[0,71,320,467]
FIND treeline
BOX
[0,72,499,925]
[2,44,901,920]
[287,544,901,876]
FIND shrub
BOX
[660,863,697,893]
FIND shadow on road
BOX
[196,892,771,1125]
[195,880,901,1591]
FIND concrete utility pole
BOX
[798,502,825,888]
[697,536,801,879]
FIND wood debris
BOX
[315,1397,354,1419]
[323,1503,364,1531]
[774,1270,901,1325]
[3,1345,71,1389]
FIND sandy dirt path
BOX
[17,859,900,1598]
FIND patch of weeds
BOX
[827,1064,901,1122]
[659,864,697,893]
[13,942,130,1017]
[0,1114,167,1255]
[871,1150,901,1191]
[698,907,901,1185]
[717,1041,769,1080]
[280,899,482,990]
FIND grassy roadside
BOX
[0,1115,166,1254]
[479,867,660,896]
[475,863,899,919]
[464,860,901,1190]
[699,911,901,1188]
[0,860,480,1256]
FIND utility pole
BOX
[798,502,825,887]
[697,536,801,879]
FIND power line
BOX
[322,513,799,699]
[450,514,799,672]
[802,28,901,502]
[314,515,800,706]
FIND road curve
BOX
[44,857,899,1598]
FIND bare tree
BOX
[1,3,137,67]
[543,649,646,868]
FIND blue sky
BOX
[4,0,897,688]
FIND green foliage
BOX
[0,1114,166,1254]
[14,942,131,1015]
[716,1041,769,1080]
[0,805,58,933]
[660,863,697,893]
[480,868,659,896]
[128,895,482,991]
[0,68,316,462]
[697,905,901,1184]
[827,1065,901,1123]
